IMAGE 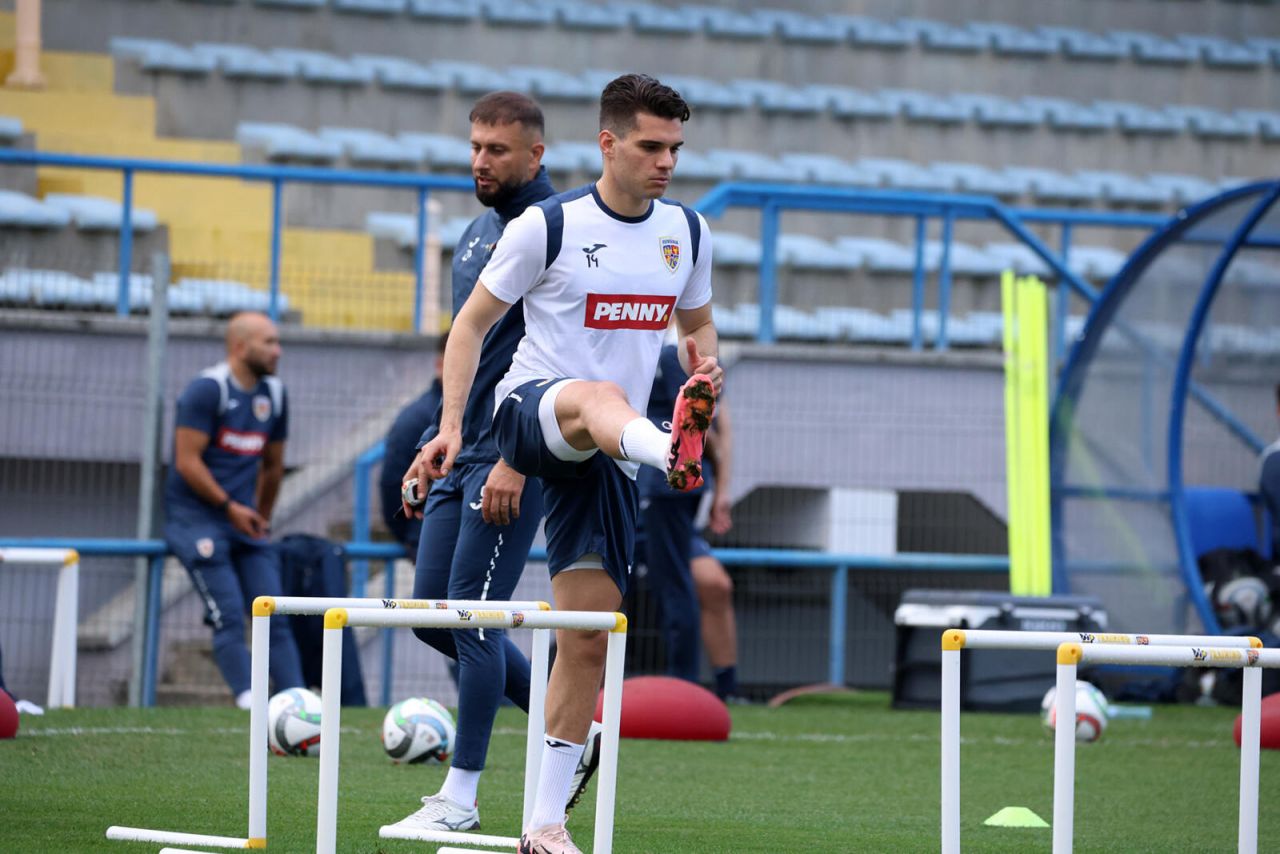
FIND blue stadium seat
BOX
[1145,172,1220,206]
[1037,26,1126,60]
[779,153,878,187]
[366,212,417,248]
[111,38,216,74]
[709,231,761,267]
[43,194,159,231]
[334,0,407,14]
[856,157,955,191]
[318,127,422,167]
[829,14,914,49]
[505,66,593,100]
[1244,37,1280,68]
[1073,170,1171,206]
[253,0,325,8]
[777,234,862,270]
[929,162,1028,198]
[351,54,449,91]
[192,43,292,80]
[1067,245,1128,281]
[437,215,473,249]
[983,241,1052,277]
[878,89,968,124]
[679,4,772,39]
[752,8,844,43]
[0,190,71,228]
[836,236,916,273]
[949,92,1040,128]
[706,149,806,182]
[1234,110,1280,141]
[407,0,480,20]
[730,79,825,115]
[1178,34,1268,68]
[805,84,896,120]
[818,306,902,343]
[966,21,1056,56]
[1092,100,1184,135]
[539,140,598,174]
[897,18,987,52]
[22,270,115,309]
[774,305,838,341]
[541,0,627,31]
[1108,30,1197,64]
[1020,96,1114,132]
[609,1,699,35]
[270,49,373,85]
[1164,105,1252,139]
[396,132,472,169]
[237,122,343,163]
[92,272,155,311]
[479,0,554,25]
[660,75,752,110]
[1002,167,1101,203]
[924,240,1005,277]
[429,60,518,94]
[710,303,757,338]
[0,115,22,144]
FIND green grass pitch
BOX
[2,691,1277,852]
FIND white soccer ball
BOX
[267,687,323,757]
[1041,680,1109,743]
[382,697,456,764]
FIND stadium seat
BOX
[1092,101,1184,135]
[237,122,343,162]
[406,0,479,20]
[1178,34,1268,68]
[1037,26,1126,60]
[752,8,844,44]
[983,241,1053,277]
[832,14,914,48]
[350,54,449,91]
[929,162,1027,199]
[25,270,115,309]
[0,191,72,229]
[706,149,805,182]
[539,140,598,174]
[679,4,772,39]
[253,0,325,8]
[1234,110,1280,141]
[111,38,216,75]
[544,0,628,31]
[479,0,554,26]
[366,212,416,248]
[269,49,373,85]
[898,18,987,52]
[0,116,22,144]
[0,270,34,305]
[878,89,969,125]
[805,84,896,120]
[779,153,878,187]
[836,236,916,273]
[709,231,761,267]
[777,234,862,270]
[318,127,421,167]
[609,1,700,35]
[334,0,407,14]
[661,74,752,110]
[774,304,840,341]
[1163,105,1252,139]
[923,240,1006,277]
[505,66,593,101]
[192,43,292,80]
[1021,96,1113,132]
[949,93,1041,128]
[663,149,731,181]
[856,158,955,191]
[730,79,825,115]
[430,60,518,94]
[396,132,472,169]
[1108,30,1197,64]
[1073,170,1171,206]
[1145,173,1221,206]
[43,194,158,231]
[437,215,473,249]
[1001,167,1100,203]
[967,21,1056,56]
[1244,37,1280,67]
[92,272,155,311]
[1067,245,1128,281]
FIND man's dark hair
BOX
[469,91,544,136]
[599,73,690,135]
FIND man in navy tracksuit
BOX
[163,312,305,708]
[379,340,444,555]
[386,92,599,836]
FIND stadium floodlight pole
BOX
[316,607,628,854]
[105,596,548,852]
[1052,642,1280,854]
[939,629,1262,854]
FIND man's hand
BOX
[481,459,526,526]
[227,501,270,539]
[401,429,461,519]
[686,337,723,394]
[709,491,733,536]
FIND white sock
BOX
[235,690,252,710]
[527,736,585,831]
[618,417,669,471]
[439,766,482,808]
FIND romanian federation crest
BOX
[660,237,680,272]
[252,395,272,422]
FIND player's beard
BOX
[474,173,525,208]
[245,351,276,379]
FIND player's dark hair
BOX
[469,91,544,136]
[599,73,690,135]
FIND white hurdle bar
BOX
[0,547,79,709]
[318,607,628,854]
[940,628,1261,854]
[1053,642,1280,854]
[106,596,548,851]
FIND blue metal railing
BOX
[0,536,1006,706]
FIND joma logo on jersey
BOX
[585,294,677,330]
[215,427,267,455]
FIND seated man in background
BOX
[163,311,305,708]
[1262,382,1280,564]
[379,336,444,556]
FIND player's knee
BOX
[698,568,733,607]
[560,628,609,669]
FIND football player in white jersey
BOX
[418,74,722,854]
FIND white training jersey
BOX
[481,183,713,474]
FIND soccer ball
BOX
[1041,680,1109,743]
[267,687,323,757]
[382,697,455,764]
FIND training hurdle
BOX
[318,606,627,854]
[1052,642,1280,854]
[106,596,548,851]
[0,547,79,709]
[939,628,1260,854]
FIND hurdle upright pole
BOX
[523,627,551,831]
[593,617,628,854]
[1052,643,1080,854]
[1239,665,1262,854]
[316,609,346,854]
[248,602,271,846]
[940,632,962,854]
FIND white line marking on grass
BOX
[21,725,366,737]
